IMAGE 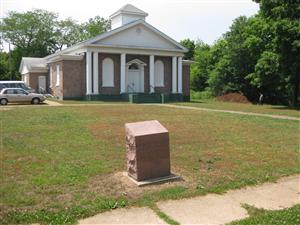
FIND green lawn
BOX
[1,104,299,224]
[48,98,127,105]
[175,99,300,118]
[229,204,300,225]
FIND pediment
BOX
[127,59,147,66]
[91,22,185,51]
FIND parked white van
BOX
[0,81,34,93]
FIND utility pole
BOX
[9,43,12,80]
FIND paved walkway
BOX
[78,207,167,225]
[1,101,126,108]
[78,175,300,225]
[160,104,300,121]
[44,100,63,106]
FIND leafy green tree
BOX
[0,50,21,80]
[202,17,257,98]
[246,51,282,103]
[82,16,111,40]
[180,39,195,60]
[254,0,300,106]
[55,18,84,50]
[190,41,211,91]
[0,9,58,55]
[0,52,10,80]
[0,9,58,79]
[0,9,111,80]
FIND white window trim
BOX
[49,66,53,87]
[154,60,164,87]
[102,58,114,87]
[24,74,28,85]
[56,65,60,86]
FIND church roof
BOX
[110,4,148,18]
[19,57,47,74]
[42,5,187,61]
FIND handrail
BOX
[149,84,155,93]
[127,84,135,93]
[38,87,47,94]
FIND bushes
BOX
[191,90,213,100]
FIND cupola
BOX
[109,4,148,30]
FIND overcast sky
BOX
[1,0,259,49]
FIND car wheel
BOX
[32,98,40,105]
[0,98,8,105]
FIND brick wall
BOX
[182,65,190,97]
[45,54,190,99]
[62,59,85,98]
[26,72,48,93]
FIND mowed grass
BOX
[48,99,127,105]
[228,204,300,225]
[0,105,299,224]
[175,99,300,118]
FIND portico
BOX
[85,51,184,95]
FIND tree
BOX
[180,39,195,60]
[222,16,267,100]
[55,18,84,51]
[0,9,111,80]
[0,9,58,55]
[55,16,111,51]
[204,16,260,98]
[0,52,10,80]
[82,16,111,40]
[190,41,211,91]
[254,0,300,106]
[246,51,282,103]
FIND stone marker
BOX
[125,120,171,181]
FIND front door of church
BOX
[127,70,140,93]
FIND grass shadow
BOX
[269,105,300,111]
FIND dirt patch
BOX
[217,93,251,104]
[87,172,187,200]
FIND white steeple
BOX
[109,4,148,30]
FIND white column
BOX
[49,66,52,87]
[120,53,126,93]
[141,66,145,92]
[149,55,155,93]
[93,52,99,94]
[86,51,92,95]
[172,56,177,93]
[177,57,183,93]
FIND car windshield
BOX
[18,83,30,90]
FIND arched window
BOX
[102,58,114,87]
[154,60,164,87]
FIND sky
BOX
[1,0,259,50]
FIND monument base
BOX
[123,172,181,187]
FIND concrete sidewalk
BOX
[78,175,300,225]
